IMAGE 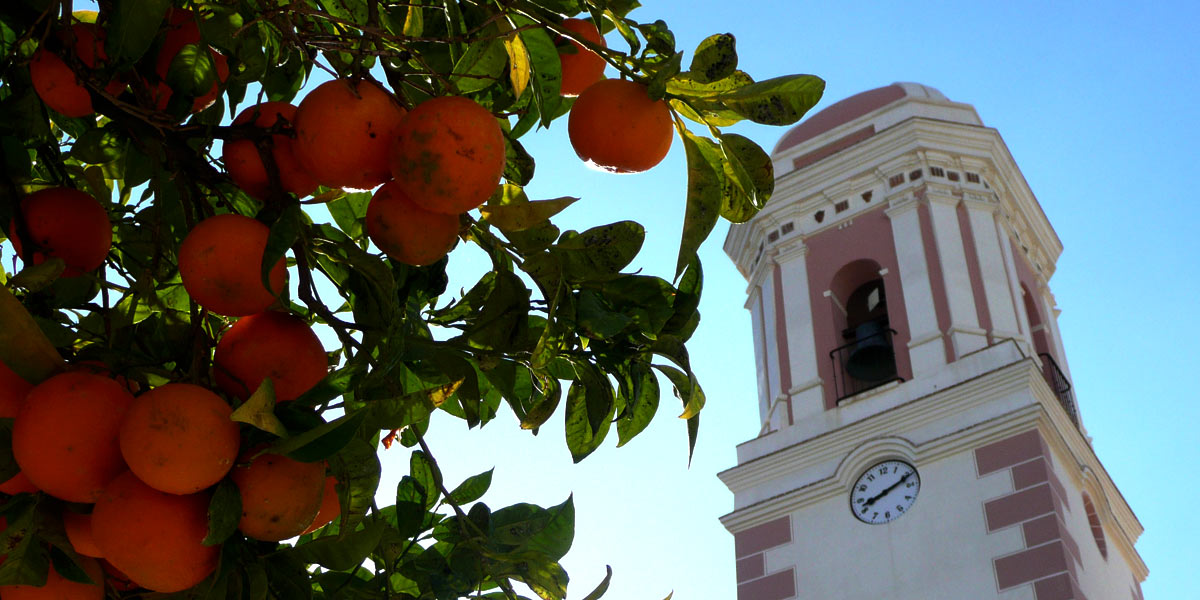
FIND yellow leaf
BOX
[426,379,464,408]
[481,195,578,232]
[230,379,289,437]
[504,34,531,99]
[0,284,66,383]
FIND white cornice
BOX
[718,357,1144,575]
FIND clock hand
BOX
[863,471,913,508]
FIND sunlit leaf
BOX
[230,379,288,437]
[0,285,65,383]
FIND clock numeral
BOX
[856,498,865,504]
[906,481,915,488]
[896,505,904,512]
[858,485,867,492]
[892,466,898,474]
[879,467,888,475]
[861,506,869,514]
[904,495,912,500]
[872,512,878,520]
[866,474,875,482]
[884,511,891,519]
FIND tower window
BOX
[861,190,873,203]
[834,200,849,213]
[908,169,923,181]
[768,230,780,242]
[966,172,981,183]
[830,273,899,402]
[781,222,795,235]
[947,171,960,182]
[815,210,825,223]
[888,174,905,187]
[1082,493,1108,559]
[930,166,945,177]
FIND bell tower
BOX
[720,83,1147,599]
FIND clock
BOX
[849,459,920,524]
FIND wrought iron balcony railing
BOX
[1038,353,1079,428]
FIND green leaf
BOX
[504,135,536,186]
[490,496,574,560]
[203,480,242,546]
[689,34,737,83]
[0,284,65,383]
[410,450,441,510]
[0,502,47,586]
[106,0,170,65]
[674,127,723,277]
[719,133,774,220]
[451,38,508,93]
[289,520,386,571]
[563,373,614,463]
[270,409,367,463]
[368,380,461,429]
[554,221,645,282]
[320,0,370,25]
[330,438,381,533]
[70,123,128,165]
[616,362,659,447]
[47,545,93,585]
[581,565,613,600]
[712,74,825,125]
[166,44,217,97]
[653,362,705,420]
[447,468,493,505]
[326,191,371,241]
[575,290,633,340]
[262,204,305,295]
[229,379,288,437]
[7,259,65,293]
[481,192,577,232]
[514,16,564,127]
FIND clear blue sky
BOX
[34,1,1199,597]
[416,2,1199,599]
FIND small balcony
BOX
[831,320,903,402]
[1039,353,1079,428]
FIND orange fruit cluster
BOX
[0,315,339,595]
[28,10,229,120]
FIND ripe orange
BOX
[231,452,325,541]
[568,78,673,173]
[177,214,287,317]
[118,383,240,495]
[63,510,104,558]
[222,102,318,200]
[300,474,341,535]
[0,361,38,495]
[0,554,104,600]
[390,96,505,215]
[365,181,460,266]
[293,79,407,190]
[9,187,111,277]
[557,19,607,97]
[91,472,218,593]
[29,23,123,118]
[213,311,327,403]
[12,372,132,503]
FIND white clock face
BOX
[849,460,920,524]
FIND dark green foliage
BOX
[0,1,822,598]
